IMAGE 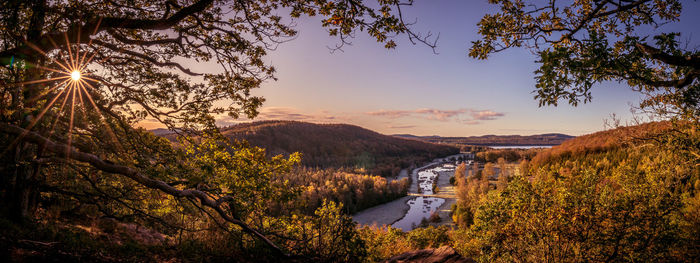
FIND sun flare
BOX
[70,70,81,81]
[5,21,126,158]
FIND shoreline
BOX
[353,156,466,228]
[430,167,458,227]
[352,161,438,227]
[351,195,413,227]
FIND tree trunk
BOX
[1,0,47,222]
[6,143,39,222]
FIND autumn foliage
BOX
[220,121,459,176]
[271,167,409,215]
[452,121,700,262]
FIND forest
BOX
[396,133,574,147]
[1,0,698,262]
[450,122,699,262]
[216,121,459,177]
[271,167,410,215]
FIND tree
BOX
[465,145,695,262]
[471,0,698,120]
[0,0,430,257]
[496,157,508,190]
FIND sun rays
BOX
[4,19,123,158]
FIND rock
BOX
[383,246,474,263]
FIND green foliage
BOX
[274,200,366,262]
[271,167,409,215]
[180,136,301,219]
[471,0,698,119]
[0,1,432,259]
[359,225,452,262]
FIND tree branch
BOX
[93,39,201,76]
[0,122,289,258]
[0,0,214,60]
[636,43,700,70]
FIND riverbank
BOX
[431,167,457,227]
[353,154,469,229]
[352,163,437,227]
[352,195,412,227]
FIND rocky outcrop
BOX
[383,246,475,263]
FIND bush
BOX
[428,211,441,223]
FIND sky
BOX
[213,0,700,137]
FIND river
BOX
[353,153,472,231]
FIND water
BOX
[391,196,445,230]
[391,163,456,231]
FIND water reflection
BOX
[391,163,455,231]
[392,196,444,230]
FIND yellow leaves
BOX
[328,15,343,26]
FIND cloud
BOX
[365,108,505,125]
[415,108,469,121]
[470,110,505,120]
[367,108,470,121]
[216,107,346,126]
[366,110,413,119]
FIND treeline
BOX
[271,168,409,215]
[220,121,459,177]
[396,133,573,146]
[474,148,542,163]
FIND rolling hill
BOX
[219,121,460,176]
[394,133,574,146]
[530,121,673,165]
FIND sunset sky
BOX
[209,0,700,137]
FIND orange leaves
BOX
[328,15,344,25]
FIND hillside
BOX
[395,133,573,146]
[220,121,460,176]
[531,121,672,165]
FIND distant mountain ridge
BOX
[393,133,574,146]
[218,121,460,176]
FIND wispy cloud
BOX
[366,108,505,125]
[217,107,348,126]
[414,108,469,121]
[471,110,505,121]
[365,110,414,119]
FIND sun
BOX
[4,19,125,158]
[70,70,81,81]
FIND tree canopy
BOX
[0,0,430,258]
[471,0,699,120]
